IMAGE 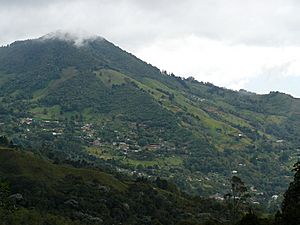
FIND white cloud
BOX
[41,30,103,47]
[0,0,300,96]
[133,35,300,92]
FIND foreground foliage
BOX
[276,162,300,225]
[0,145,299,225]
[0,147,228,225]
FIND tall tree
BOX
[279,161,300,225]
[0,136,9,146]
[224,176,250,223]
[0,179,11,211]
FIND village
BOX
[18,117,180,160]
[5,116,294,210]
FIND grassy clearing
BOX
[87,146,183,167]
[95,69,127,87]
[29,105,61,119]
[32,67,78,100]
[86,147,116,160]
[124,156,183,167]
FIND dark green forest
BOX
[0,143,299,225]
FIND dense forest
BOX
[0,142,299,224]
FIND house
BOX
[21,118,33,125]
[119,142,129,150]
[209,193,224,201]
[272,195,279,200]
[92,140,101,146]
[250,186,257,192]
[146,144,160,151]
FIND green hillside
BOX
[0,146,229,225]
[0,34,299,208]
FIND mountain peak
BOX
[40,30,104,46]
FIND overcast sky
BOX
[1,0,300,97]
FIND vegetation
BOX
[0,34,299,215]
[224,176,250,223]
[0,146,228,225]
[276,162,300,225]
[0,144,299,224]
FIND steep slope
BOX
[0,33,299,206]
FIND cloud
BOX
[0,0,300,96]
[1,0,300,47]
[40,30,103,47]
[133,35,300,92]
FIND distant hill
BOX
[0,33,299,207]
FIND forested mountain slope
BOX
[0,33,299,207]
[0,146,227,225]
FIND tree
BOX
[224,176,250,223]
[0,136,9,146]
[238,211,260,225]
[0,179,11,211]
[155,177,168,190]
[279,161,300,225]
[168,93,175,101]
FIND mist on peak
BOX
[40,30,104,47]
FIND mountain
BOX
[0,32,299,207]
